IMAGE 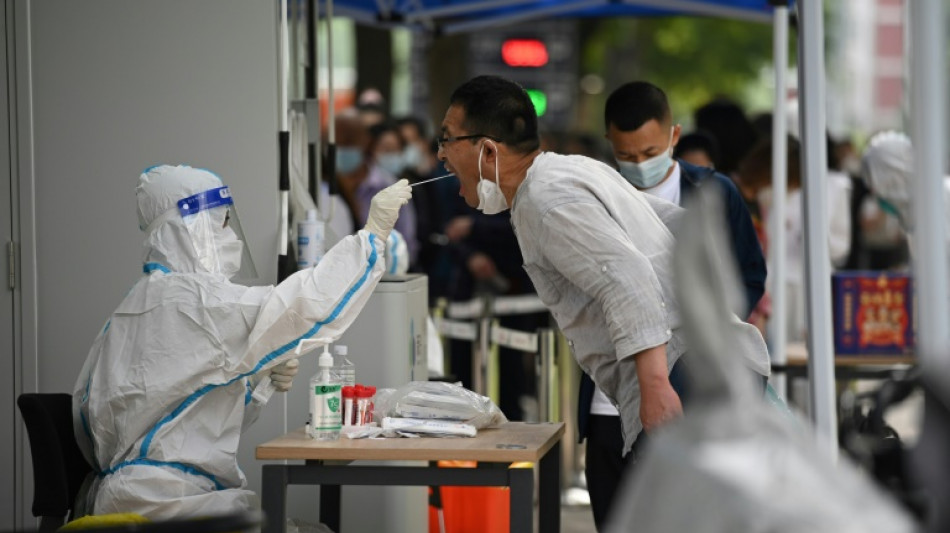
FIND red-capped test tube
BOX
[354,385,373,426]
[341,386,356,427]
[364,386,377,425]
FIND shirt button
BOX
[665,329,672,335]
[660,302,666,308]
[601,266,607,272]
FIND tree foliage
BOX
[581,15,794,128]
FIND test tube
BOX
[341,386,355,427]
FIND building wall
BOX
[873,0,905,129]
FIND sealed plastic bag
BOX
[374,381,507,429]
[381,417,477,437]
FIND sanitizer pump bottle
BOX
[309,344,341,440]
[297,208,325,269]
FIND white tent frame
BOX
[796,0,837,459]
[910,0,949,396]
[768,2,789,403]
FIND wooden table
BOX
[257,421,565,533]
[772,342,916,379]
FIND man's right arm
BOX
[633,345,683,431]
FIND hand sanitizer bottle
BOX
[310,344,341,440]
[297,208,325,269]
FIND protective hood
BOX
[861,131,913,226]
[136,165,256,279]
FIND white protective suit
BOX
[72,165,409,518]
[861,130,950,237]
[384,229,409,276]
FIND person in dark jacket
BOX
[579,80,767,529]
[673,130,720,170]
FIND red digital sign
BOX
[501,39,549,68]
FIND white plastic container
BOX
[297,208,325,269]
[334,344,356,387]
[309,345,341,440]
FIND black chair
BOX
[17,393,93,531]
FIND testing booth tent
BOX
[300,0,949,461]
[8,0,947,529]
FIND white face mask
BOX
[196,224,243,276]
[615,127,674,189]
[476,141,509,215]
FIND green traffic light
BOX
[526,89,547,116]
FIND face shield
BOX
[177,186,258,280]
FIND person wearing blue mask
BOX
[334,112,419,264]
[370,122,410,178]
[583,81,767,528]
[437,76,770,532]
[397,116,452,281]
[604,81,765,317]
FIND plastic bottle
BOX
[297,209,325,269]
[334,345,356,387]
[309,344,341,440]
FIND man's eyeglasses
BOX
[437,134,500,149]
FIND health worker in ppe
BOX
[861,130,950,239]
[72,164,411,519]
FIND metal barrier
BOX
[432,294,560,423]
[433,294,576,422]
[431,293,585,494]
[489,322,559,423]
